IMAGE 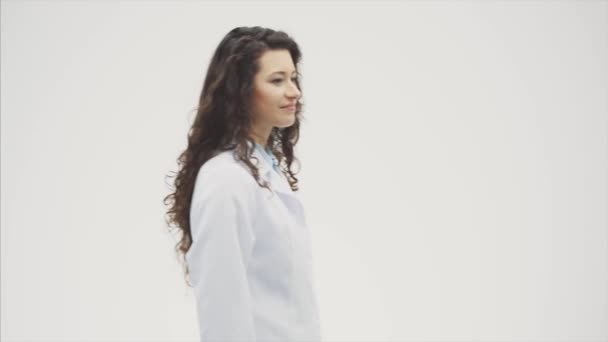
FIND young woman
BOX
[164,26,321,341]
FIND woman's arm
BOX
[186,165,257,341]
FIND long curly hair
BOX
[163,26,304,286]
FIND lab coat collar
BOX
[239,140,306,226]
[252,145,306,226]
[248,142,294,196]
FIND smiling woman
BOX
[250,49,302,145]
[163,26,321,342]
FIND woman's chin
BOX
[274,116,296,128]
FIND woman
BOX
[164,26,322,342]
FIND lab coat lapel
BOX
[251,146,306,227]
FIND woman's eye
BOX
[272,78,298,84]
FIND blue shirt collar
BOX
[254,143,280,172]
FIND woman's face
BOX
[250,49,301,133]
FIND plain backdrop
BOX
[1,1,607,341]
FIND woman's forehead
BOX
[257,50,296,75]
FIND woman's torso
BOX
[186,146,321,341]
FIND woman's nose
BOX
[287,83,301,99]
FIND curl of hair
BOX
[163,26,304,287]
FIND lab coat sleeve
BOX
[187,166,257,342]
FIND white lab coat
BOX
[186,144,322,342]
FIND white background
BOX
[1,1,607,341]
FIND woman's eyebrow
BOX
[270,71,298,76]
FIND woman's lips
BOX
[282,105,296,111]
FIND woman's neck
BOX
[250,133,269,149]
[249,123,272,148]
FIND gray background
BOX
[1,0,606,341]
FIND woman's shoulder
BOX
[190,150,260,224]
[195,150,256,191]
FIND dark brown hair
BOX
[163,26,304,286]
